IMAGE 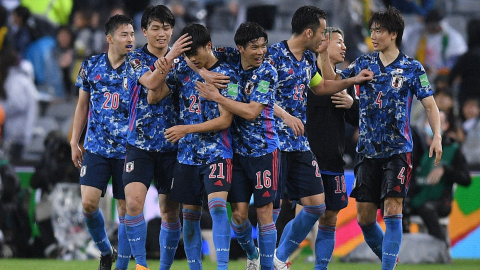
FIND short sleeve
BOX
[250,66,277,105]
[126,53,152,83]
[412,61,433,100]
[75,59,89,92]
[341,58,361,79]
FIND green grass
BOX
[0,257,479,270]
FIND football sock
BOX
[314,225,336,270]
[208,198,231,270]
[116,216,131,270]
[159,220,181,270]
[83,209,112,256]
[125,213,148,267]
[359,220,384,260]
[273,208,281,224]
[182,209,202,270]
[231,219,258,260]
[382,214,402,270]
[258,223,277,270]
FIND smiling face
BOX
[370,22,398,52]
[328,32,346,65]
[238,37,267,70]
[143,20,173,51]
[108,23,135,56]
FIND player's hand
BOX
[165,125,188,143]
[426,166,444,185]
[71,144,83,169]
[167,33,192,59]
[283,114,304,137]
[332,90,353,109]
[429,135,443,166]
[354,69,374,84]
[316,33,329,54]
[196,81,222,101]
[154,57,169,74]
[199,69,230,89]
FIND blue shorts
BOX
[228,150,279,207]
[278,151,324,202]
[321,173,348,211]
[170,158,232,206]
[122,144,176,194]
[351,153,412,208]
[80,151,125,200]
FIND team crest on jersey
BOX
[306,67,312,80]
[245,80,254,95]
[125,161,134,172]
[79,66,86,79]
[80,165,87,177]
[391,74,404,89]
[123,77,128,90]
[129,59,142,70]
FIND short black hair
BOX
[141,5,175,30]
[180,24,211,57]
[368,6,404,48]
[234,22,268,48]
[291,6,327,35]
[105,14,133,36]
[13,6,31,25]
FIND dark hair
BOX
[467,19,480,49]
[0,48,20,99]
[0,5,7,27]
[425,9,445,24]
[291,6,327,35]
[141,5,175,30]
[105,14,133,36]
[180,24,211,57]
[234,22,268,48]
[368,6,404,48]
[13,6,31,25]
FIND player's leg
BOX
[123,146,155,269]
[314,173,348,270]
[80,152,116,268]
[276,152,325,266]
[156,152,181,270]
[381,153,412,270]
[203,159,232,270]
[112,159,130,270]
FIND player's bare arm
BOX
[274,104,304,137]
[196,81,265,121]
[310,69,373,96]
[165,104,233,143]
[70,89,90,168]
[421,95,443,165]
[316,32,339,81]
[183,56,230,89]
[147,83,171,104]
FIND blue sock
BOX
[83,209,112,256]
[382,215,402,270]
[278,219,293,247]
[182,209,202,270]
[276,204,325,262]
[314,225,336,270]
[359,220,384,260]
[231,219,258,260]
[160,220,181,270]
[116,217,131,270]
[258,223,277,270]
[273,208,281,224]
[208,198,230,270]
[125,213,147,267]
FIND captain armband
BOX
[309,72,322,88]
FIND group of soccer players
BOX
[71,3,442,270]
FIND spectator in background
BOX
[402,9,467,78]
[52,26,75,98]
[0,47,39,164]
[433,87,464,142]
[11,5,33,55]
[449,19,480,108]
[385,0,436,18]
[408,111,471,244]
[0,4,13,51]
[461,98,480,135]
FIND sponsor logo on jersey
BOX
[125,161,134,172]
[80,165,87,177]
[94,74,101,81]
[391,74,403,89]
[129,59,142,70]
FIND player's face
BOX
[143,20,173,50]
[370,22,397,52]
[306,18,326,52]
[327,32,346,65]
[185,43,212,69]
[109,24,135,56]
[238,37,267,69]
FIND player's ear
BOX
[305,28,313,39]
[106,34,113,44]
[206,41,212,50]
[237,44,244,54]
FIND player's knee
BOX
[231,210,248,226]
[82,199,99,213]
[125,198,144,215]
[320,210,338,227]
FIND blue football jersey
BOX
[266,41,317,152]
[75,53,129,159]
[125,45,179,152]
[166,57,240,165]
[341,52,433,158]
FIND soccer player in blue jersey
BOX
[196,22,280,270]
[307,26,358,269]
[339,7,442,270]
[70,14,134,270]
[123,5,191,270]
[149,23,239,270]
[263,6,373,270]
